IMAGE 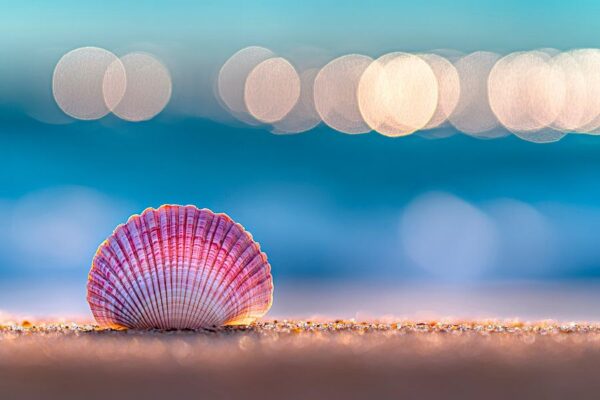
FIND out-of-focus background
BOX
[3,0,600,320]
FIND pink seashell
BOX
[87,205,273,329]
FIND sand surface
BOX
[2,319,600,399]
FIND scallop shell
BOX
[87,205,273,329]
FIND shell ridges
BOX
[87,204,273,329]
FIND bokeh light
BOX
[100,57,127,115]
[52,47,120,120]
[485,199,559,276]
[419,53,460,130]
[569,49,600,134]
[105,52,172,122]
[244,57,301,123]
[488,51,566,133]
[217,46,276,123]
[313,54,373,134]
[550,51,588,132]
[357,52,438,137]
[49,44,600,142]
[449,51,504,138]
[400,192,498,280]
[272,68,321,134]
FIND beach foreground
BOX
[2,320,600,399]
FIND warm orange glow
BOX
[357,52,438,137]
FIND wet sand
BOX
[2,320,600,399]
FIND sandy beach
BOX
[2,320,600,399]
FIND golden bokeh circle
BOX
[357,52,438,137]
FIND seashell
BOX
[87,205,273,329]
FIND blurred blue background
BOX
[2,0,600,317]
